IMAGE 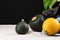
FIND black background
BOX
[0,0,59,24]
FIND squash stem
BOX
[21,19,24,22]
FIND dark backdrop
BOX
[0,0,43,24]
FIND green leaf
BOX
[49,0,57,10]
[57,0,60,1]
[43,0,51,10]
[43,0,57,10]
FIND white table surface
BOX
[0,25,60,40]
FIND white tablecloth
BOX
[0,25,60,40]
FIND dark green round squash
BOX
[15,19,29,34]
[29,15,44,32]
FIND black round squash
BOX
[15,19,29,34]
[29,15,44,32]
